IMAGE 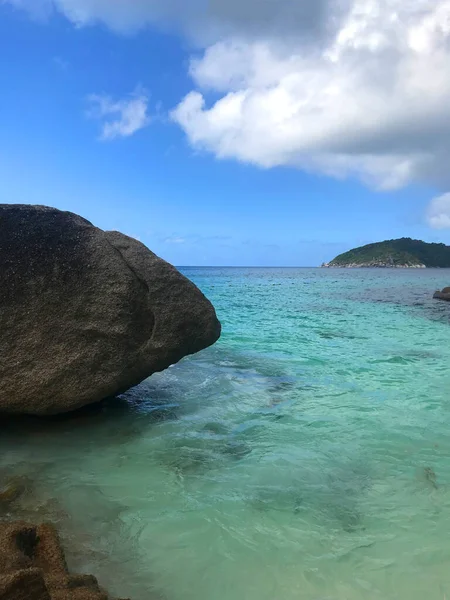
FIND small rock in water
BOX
[267,396,285,408]
[202,422,229,436]
[424,466,438,489]
[0,476,29,507]
[268,380,296,395]
[334,505,364,532]
[166,448,213,478]
[433,287,450,301]
[222,441,252,460]
[293,495,304,514]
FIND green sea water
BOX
[2,267,450,600]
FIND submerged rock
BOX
[433,288,450,301]
[423,466,438,489]
[222,440,252,460]
[0,477,29,508]
[0,205,221,416]
[0,521,129,599]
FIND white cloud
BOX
[3,0,337,40]
[87,89,150,140]
[164,236,186,244]
[172,1,450,190]
[427,193,450,229]
[7,0,450,191]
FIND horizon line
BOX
[176,265,320,269]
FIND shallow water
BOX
[2,268,450,600]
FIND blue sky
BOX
[1,1,450,266]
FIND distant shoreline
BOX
[177,265,450,269]
[321,263,427,269]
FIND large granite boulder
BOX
[0,205,221,416]
[433,287,450,301]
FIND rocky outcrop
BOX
[0,205,221,416]
[433,287,450,301]
[0,521,128,600]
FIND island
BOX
[322,238,450,268]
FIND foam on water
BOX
[2,268,450,600]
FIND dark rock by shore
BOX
[0,205,221,416]
[433,287,450,301]
[0,521,129,600]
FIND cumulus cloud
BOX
[3,0,338,41]
[427,193,450,229]
[7,0,450,193]
[172,1,450,190]
[87,89,150,140]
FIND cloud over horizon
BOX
[6,0,450,210]
[427,193,450,230]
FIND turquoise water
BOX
[2,267,450,600]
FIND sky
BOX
[1,0,450,266]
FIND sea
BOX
[2,267,450,600]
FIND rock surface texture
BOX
[0,205,221,416]
[433,287,450,301]
[0,521,129,600]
